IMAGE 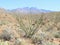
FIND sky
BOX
[0,0,60,11]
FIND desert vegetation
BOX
[0,9,60,45]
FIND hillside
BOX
[0,8,60,45]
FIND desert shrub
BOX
[53,31,60,38]
[0,28,16,41]
[43,41,57,45]
[31,31,48,44]
[0,30,11,41]
[0,20,10,26]
[32,35,43,45]
[15,14,43,38]
[0,41,9,45]
[34,41,57,45]
[14,38,21,45]
[0,20,6,26]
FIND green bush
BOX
[0,41,9,45]
[54,32,60,38]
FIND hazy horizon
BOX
[0,0,60,11]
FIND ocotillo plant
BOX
[16,14,44,38]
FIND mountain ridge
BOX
[11,7,52,14]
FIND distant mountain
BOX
[11,7,52,14]
[0,7,52,15]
